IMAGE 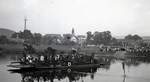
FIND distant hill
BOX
[142,36,150,40]
[0,28,15,37]
[114,36,150,40]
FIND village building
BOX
[77,35,86,46]
[62,28,79,45]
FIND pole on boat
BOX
[122,61,126,76]
[122,61,126,82]
[123,74,126,82]
[24,16,27,30]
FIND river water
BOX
[0,54,150,82]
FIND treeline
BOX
[85,31,147,48]
[11,29,74,45]
[125,34,142,41]
[0,35,18,44]
[11,30,42,45]
[123,34,146,48]
[0,29,147,48]
[86,31,116,45]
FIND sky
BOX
[0,0,150,36]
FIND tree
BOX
[132,35,142,41]
[11,30,35,44]
[125,34,132,40]
[125,34,142,41]
[33,33,42,45]
[86,31,93,45]
[42,35,59,45]
[0,35,9,44]
[93,31,112,45]
[23,30,33,40]
[11,32,18,38]
[124,34,143,47]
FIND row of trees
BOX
[11,30,42,45]
[86,31,117,45]
[125,34,142,41]
[11,30,76,45]
[0,35,11,44]
[0,29,146,47]
[123,34,144,47]
[0,35,19,44]
[85,31,145,47]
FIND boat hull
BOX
[7,64,104,69]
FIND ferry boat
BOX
[8,47,104,69]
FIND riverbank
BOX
[0,44,109,54]
[1,44,150,58]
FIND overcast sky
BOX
[0,0,150,36]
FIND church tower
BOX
[72,28,75,35]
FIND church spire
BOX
[72,28,75,35]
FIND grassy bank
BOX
[0,43,116,55]
[0,44,24,54]
[0,44,79,54]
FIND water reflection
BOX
[120,57,150,82]
[9,67,100,82]
[8,56,150,82]
[123,57,150,67]
[4,53,150,82]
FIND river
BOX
[0,54,150,82]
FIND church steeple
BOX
[72,28,75,35]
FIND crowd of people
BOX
[19,45,97,67]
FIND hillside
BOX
[142,36,150,40]
[0,28,15,37]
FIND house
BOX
[77,35,86,46]
[62,28,79,45]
